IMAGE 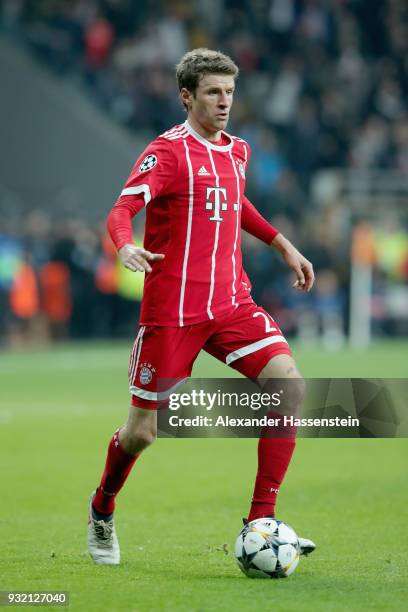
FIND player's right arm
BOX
[107,138,178,273]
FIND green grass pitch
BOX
[0,340,407,611]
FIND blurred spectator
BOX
[40,261,72,340]
[84,12,115,69]
[251,128,286,197]
[267,169,305,221]
[264,56,303,127]
[391,118,408,173]
[1,0,26,32]
[288,97,320,190]
[8,257,40,345]
[0,218,23,345]
[350,115,391,169]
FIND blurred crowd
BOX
[1,207,406,348]
[0,212,145,346]
[2,0,407,192]
[0,0,407,345]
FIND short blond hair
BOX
[176,48,239,109]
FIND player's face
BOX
[183,74,235,138]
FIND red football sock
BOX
[93,429,139,515]
[247,413,297,522]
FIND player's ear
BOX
[180,88,192,111]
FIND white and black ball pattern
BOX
[235,518,300,578]
[139,154,157,173]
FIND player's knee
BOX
[134,426,157,450]
[122,424,157,453]
[261,375,305,415]
[286,376,306,410]
[278,376,305,414]
[140,431,157,450]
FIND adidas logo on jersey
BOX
[198,166,210,176]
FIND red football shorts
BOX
[128,302,292,409]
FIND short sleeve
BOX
[120,138,178,205]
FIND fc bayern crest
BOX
[236,159,245,179]
[139,362,156,385]
[139,154,157,173]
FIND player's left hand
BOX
[271,233,314,291]
[283,249,315,292]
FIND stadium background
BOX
[0,1,407,611]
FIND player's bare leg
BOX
[119,405,157,455]
[87,406,157,564]
[246,353,315,556]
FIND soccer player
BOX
[87,49,316,564]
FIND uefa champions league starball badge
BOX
[139,154,157,173]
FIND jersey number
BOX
[253,311,277,333]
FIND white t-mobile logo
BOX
[206,187,239,221]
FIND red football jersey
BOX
[113,120,277,326]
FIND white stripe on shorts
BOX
[225,335,288,365]
[128,326,145,385]
[130,377,188,401]
[128,328,142,384]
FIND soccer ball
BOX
[235,518,300,578]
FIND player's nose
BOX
[218,92,230,108]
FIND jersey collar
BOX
[184,120,234,152]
